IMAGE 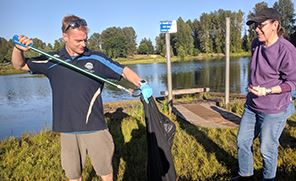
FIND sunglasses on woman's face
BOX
[253,22,269,30]
[253,20,275,30]
[63,19,87,32]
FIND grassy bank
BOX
[0,63,23,75]
[1,95,295,180]
[116,52,250,65]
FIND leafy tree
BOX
[177,46,186,59]
[188,19,201,54]
[155,33,175,57]
[19,38,47,58]
[230,10,244,53]
[273,0,295,39]
[211,10,225,53]
[32,38,46,49]
[155,34,166,56]
[197,10,244,54]
[101,27,127,58]
[198,12,212,53]
[173,17,194,57]
[4,49,13,63]
[53,38,64,51]
[122,27,137,56]
[0,37,11,63]
[5,39,14,62]
[241,30,251,51]
[245,2,269,51]
[44,43,53,52]
[88,33,101,51]
[170,32,178,56]
[137,38,154,55]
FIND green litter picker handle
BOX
[12,35,142,97]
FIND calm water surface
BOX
[0,57,250,139]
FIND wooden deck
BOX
[173,102,241,128]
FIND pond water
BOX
[0,57,250,139]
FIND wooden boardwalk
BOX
[173,101,241,128]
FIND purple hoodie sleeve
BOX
[278,41,296,91]
[279,83,292,93]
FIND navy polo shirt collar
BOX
[59,47,92,60]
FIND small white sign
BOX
[160,20,177,33]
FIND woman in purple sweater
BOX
[232,8,296,181]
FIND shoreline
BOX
[0,52,250,75]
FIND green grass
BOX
[115,52,251,64]
[0,98,295,180]
[0,63,24,75]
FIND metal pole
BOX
[165,33,173,112]
[225,17,230,105]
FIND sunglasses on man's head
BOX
[63,19,87,32]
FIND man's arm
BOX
[121,66,152,103]
[11,35,32,71]
[122,67,142,87]
[11,47,29,71]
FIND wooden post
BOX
[166,33,173,112]
[225,17,230,106]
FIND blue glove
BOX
[140,80,153,103]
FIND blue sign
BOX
[160,20,177,33]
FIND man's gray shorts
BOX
[60,130,114,179]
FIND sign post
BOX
[160,20,177,112]
[165,33,172,111]
[225,17,230,106]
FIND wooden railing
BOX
[160,88,210,96]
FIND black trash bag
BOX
[141,96,176,181]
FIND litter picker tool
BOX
[13,35,141,97]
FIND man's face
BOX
[63,29,88,56]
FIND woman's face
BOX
[254,20,278,44]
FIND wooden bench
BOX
[160,88,210,96]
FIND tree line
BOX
[0,0,295,63]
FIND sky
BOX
[0,0,291,45]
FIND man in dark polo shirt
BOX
[11,15,152,181]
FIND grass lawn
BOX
[0,96,295,180]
